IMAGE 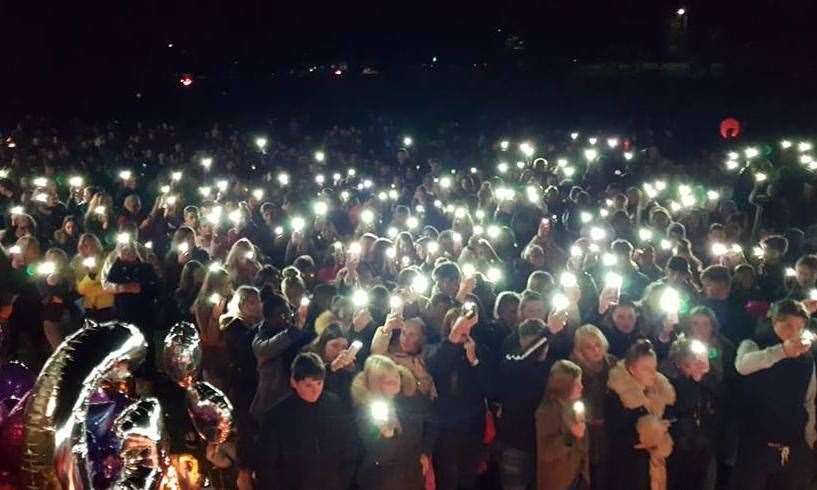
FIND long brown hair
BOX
[545,360,582,401]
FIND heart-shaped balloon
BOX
[186,381,234,444]
[162,322,202,388]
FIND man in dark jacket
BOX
[496,319,551,490]
[427,310,493,490]
[250,293,310,421]
[252,352,358,489]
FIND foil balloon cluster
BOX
[162,322,234,444]
[20,320,147,489]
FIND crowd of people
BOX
[2,115,817,490]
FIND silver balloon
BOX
[186,381,234,444]
[20,320,146,490]
[114,397,166,490]
[162,322,202,389]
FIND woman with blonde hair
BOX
[606,339,676,490]
[225,238,261,287]
[570,325,617,490]
[72,233,115,321]
[536,359,590,490]
[351,354,432,490]
[192,265,234,389]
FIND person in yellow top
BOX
[72,233,115,321]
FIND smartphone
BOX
[348,340,364,357]
[463,301,477,319]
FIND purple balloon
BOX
[86,388,131,489]
[0,361,35,403]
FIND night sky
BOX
[2,0,816,119]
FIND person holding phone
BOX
[427,306,493,489]
[250,293,311,421]
[535,360,589,490]
[312,323,362,407]
[371,311,438,399]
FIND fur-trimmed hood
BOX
[350,364,418,408]
[607,361,676,417]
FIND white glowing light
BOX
[82,257,97,268]
[639,228,654,242]
[116,232,131,245]
[607,138,619,148]
[487,266,503,283]
[403,136,413,147]
[605,272,623,289]
[711,243,728,256]
[519,142,535,158]
[361,209,375,224]
[313,201,329,216]
[314,151,326,162]
[255,137,267,149]
[411,274,430,294]
[69,176,84,187]
[37,261,56,276]
[291,216,306,232]
[659,288,681,314]
[690,339,707,355]
[602,253,618,267]
[560,272,578,289]
[552,292,570,311]
[584,148,598,162]
[352,289,369,308]
[497,162,509,173]
[370,400,389,422]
